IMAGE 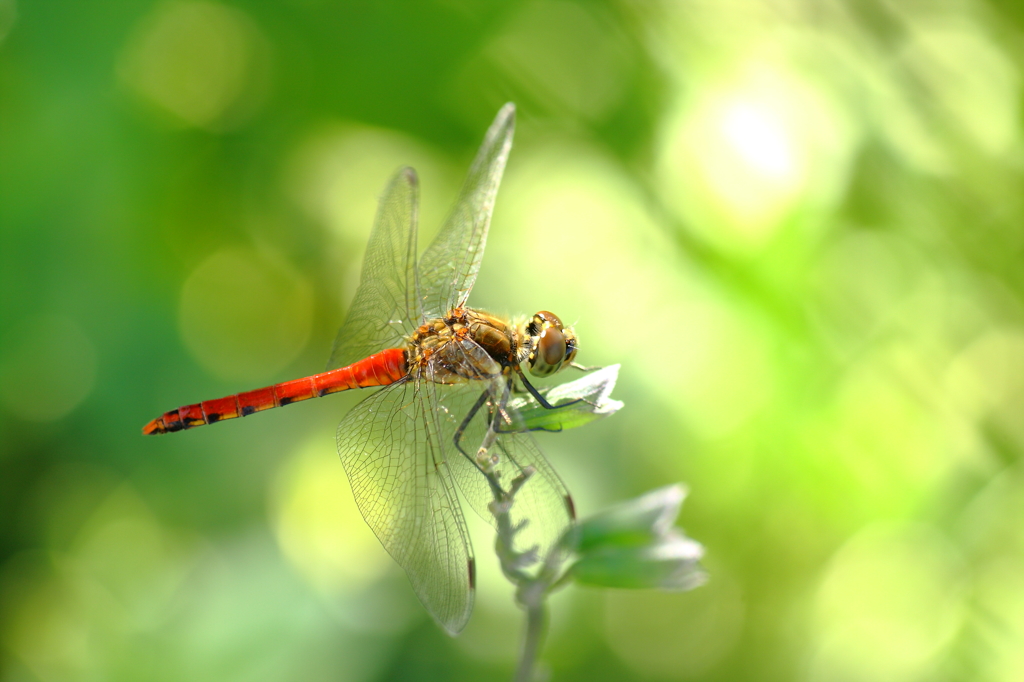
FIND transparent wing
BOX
[327,167,421,370]
[420,339,575,567]
[336,380,474,635]
[418,104,516,321]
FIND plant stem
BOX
[513,598,546,682]
[482,461,569,682]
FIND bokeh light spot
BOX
[901,20,1019,157]
[0,483,197,681]
[0,315,97,422]
[658,62,856,252]
[811,522,966,682]
[811,231,923,351]
[286,126,453,243]
[0,552,90,682]
[960,471,1024,680]
[721,100,796,181]
[976,559,1024,681]
[825,363,950,510]
[945,328,1024,421]
[178,247,312,382]
[118,1,270,130]
[270,436,391,598]
[285,126,454,302]
[68,484,196,628]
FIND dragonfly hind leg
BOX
[452,382,524,493]
[452,389,504,488]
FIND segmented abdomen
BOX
[142,348,407,435]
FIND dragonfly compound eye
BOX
[528,311,568,377]
[563,327,578,365]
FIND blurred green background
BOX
[3,0,1024,680]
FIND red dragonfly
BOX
[144,104,584,634]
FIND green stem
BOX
[513,597,546,682]
[482,462,571,682]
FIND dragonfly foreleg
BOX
[569,361,601,372]
[514,366,585,411]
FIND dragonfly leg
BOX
[569,361,602,372]
[452,389,505,485]
[453,390,489,461]
[514,366,584,410]
[492,376,534,436]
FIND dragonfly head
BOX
[526,311,578,377]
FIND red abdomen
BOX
[143,348,407,435]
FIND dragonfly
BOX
[143,104,588,635]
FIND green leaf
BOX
[570,484,687,553]
[569,531,706,590]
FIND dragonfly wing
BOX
[421,339,575,568]
[327,167,421,371]
[418,104,516,321]
[336,380,474,635]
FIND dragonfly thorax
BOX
[408,308,522,383]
